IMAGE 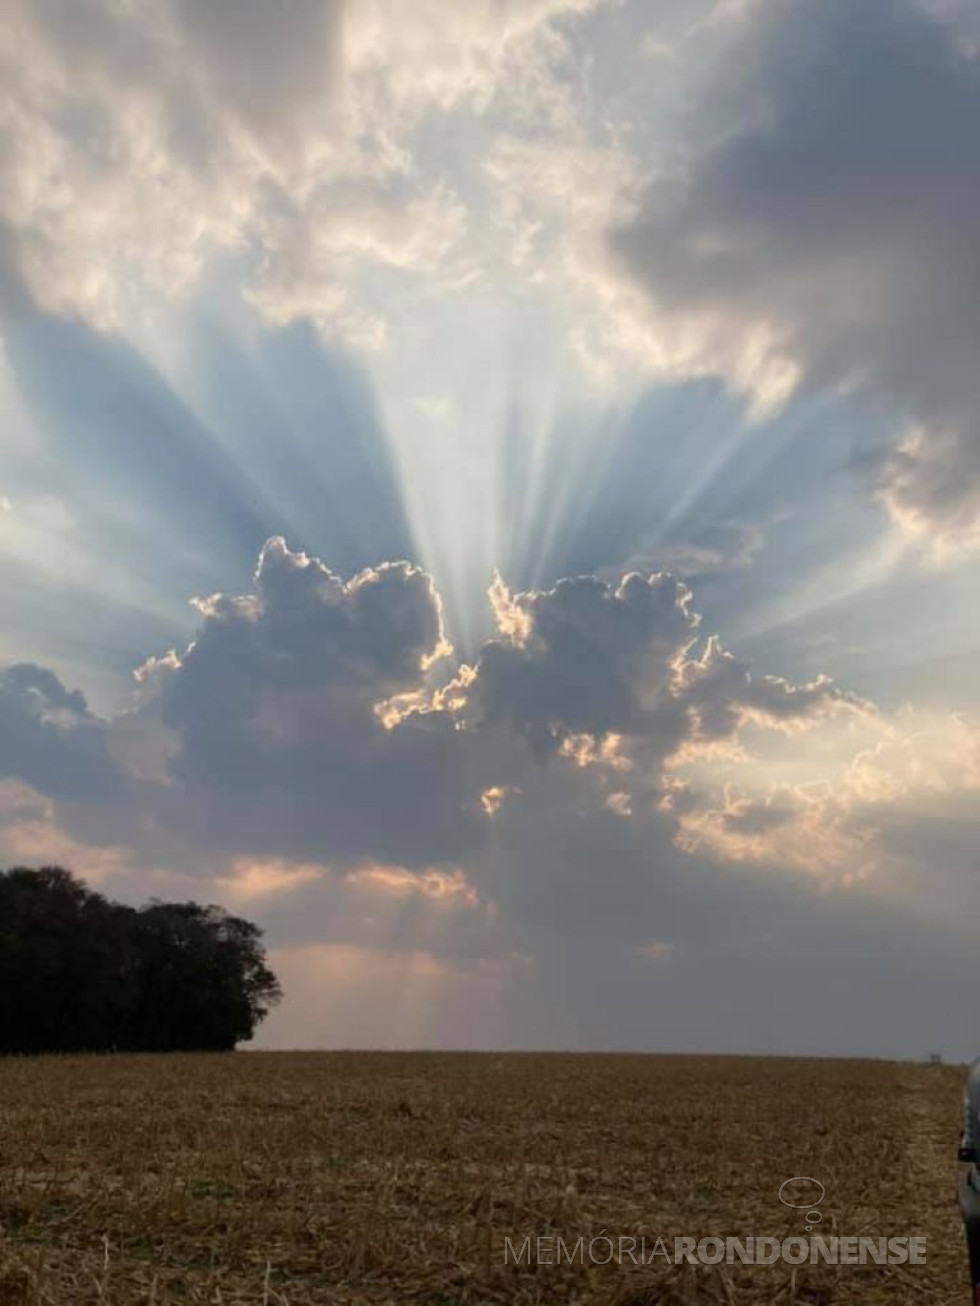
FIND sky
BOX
[1,0,979,1058]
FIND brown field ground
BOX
[0,1052,968,1304]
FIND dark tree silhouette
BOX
[0,866,281,1054]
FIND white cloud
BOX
[0,0,599,345]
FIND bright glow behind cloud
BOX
[1,0,980,1055]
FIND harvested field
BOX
[0,1052,967,1304]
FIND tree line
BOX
[0,866,281,1054]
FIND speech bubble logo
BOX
[778,1176,826,1231]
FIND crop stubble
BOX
[0,1052,966,1304]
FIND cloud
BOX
[344,864,480,908]
[610,519,768,582]
[464,570,865,783]
[0,0,596,344]
[0,539,881,890]
[345,0,600,117]
[672,635,870,746]
[171,0,343,152]
[666,780,877,881]
[635,939,675,961]
[454,728,980,1057]
[214,857,326,903]
[663,705,980,887]
[3,0,979,1057]
[0,543,978,1055]
[464,570,698,751]
[0,542,952,905]
[609,0,980,552]
[0,311,417,705]
[0,663,122,800]
[0,778,128,883]
[144,537,479,866]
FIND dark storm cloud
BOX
[612,0,980,543]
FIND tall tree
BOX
[0,867,281,1054]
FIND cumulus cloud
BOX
[2,542,980,1053]
[0,538,965,904]
[0,542,891,876]
[463,570,865,782]
[144,537,480,866]
[673,635,870,746]
[465,570,697,749]
[609,0,980,551]
[0,540,882,875]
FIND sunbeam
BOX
[3,0,980,1077]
